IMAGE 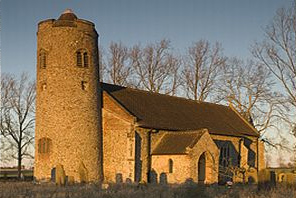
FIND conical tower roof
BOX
[58,9,78,21]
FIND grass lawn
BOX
[0,181,295,198]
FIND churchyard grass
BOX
[0,181,295,198]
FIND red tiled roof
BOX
[152,131,205,155]
[102,83,259,137]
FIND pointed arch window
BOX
[219,144,230,167]
[168,159,173,173]
[76,49,89,67]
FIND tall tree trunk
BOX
[18,146,22,179]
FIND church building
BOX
[34,10,265,184]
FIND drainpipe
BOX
[147,129,152,183]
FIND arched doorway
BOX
[198,152,206,183]
[51,167,56,182]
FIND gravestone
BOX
[55,164,66,186]
[78,162,88,183]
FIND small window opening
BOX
[77,52,82,67]
[40,51,47,69]
[42,83,47,91]
[38,138,52,154]
[83,52,88,67]
[169,159,173,173]
[42,139,46,153]
[76,50,89,67]
[81,81,88,90]
[38,140,42,153]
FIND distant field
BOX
[0,182,295,198]
[0,170,33,177]
[0,169,33,180]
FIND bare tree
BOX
[293,125,296,149]
[106,42,132,86]
[252,3,296,109]
[131,39,181,95]
[98,45,106,82]
[181,40,226,101]
[0,73,35,178]
[277,150,288,167]
[217,58,284,135]
[265,153,272,168]
[252,2,296,154]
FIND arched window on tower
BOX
[168,159,173,173]
[76,49,89,67]
[83,52,89,67]
[39,50,47,69]
[38,137,52,154]
[76,51,82,67]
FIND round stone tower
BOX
[34,9,102,182]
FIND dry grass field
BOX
[0,182,295,198]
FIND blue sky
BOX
[1,0,295,167]
[1,0,292,77]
